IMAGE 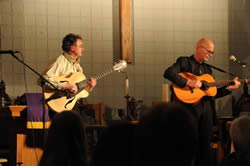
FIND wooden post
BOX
[119,0,133,63]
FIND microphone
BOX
[0,50,20,54]
[229,55,247,68]
[0,50,15,54]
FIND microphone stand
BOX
[205,63,235,77]
[9,51,60,141]
[0,55,4,107]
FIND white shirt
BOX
[41,53,83,90]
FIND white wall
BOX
[1,0,249,117]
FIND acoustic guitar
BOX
[44,60,127,112]
[172,72,249,104]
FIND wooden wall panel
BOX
[119,0,133,63]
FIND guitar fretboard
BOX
[76,60,126,90]
[76,67,116,90]
[208,79,250,87]
[93,68,114,80]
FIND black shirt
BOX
[163,55,231,100]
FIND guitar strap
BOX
[204,63,235,77]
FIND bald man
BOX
[163,38,240,166]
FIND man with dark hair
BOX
[164,38,240,166]
[62,34,82,53]
[41,33,96,112]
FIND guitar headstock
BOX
[113,60,127,72]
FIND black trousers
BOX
[186,100,214,166]
[172,94,214,166]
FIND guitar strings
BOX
[94,68,114,80]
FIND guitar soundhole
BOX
[201,81,209,90]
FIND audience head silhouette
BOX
[134,102,198,166]
[221,115,250,166]
[90,122,137,166]
[39,111,88,166]
[230,115,250,156]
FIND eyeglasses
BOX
[202,47,214,55]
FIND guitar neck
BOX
[208,78,250,87]
[76,68,115,89]
[93,68,114,81]
[75,60,126,90]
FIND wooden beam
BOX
[119,0,133,63]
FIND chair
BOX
[84,102,105,157]
[87,102,105,125]
[0,158,8,166]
